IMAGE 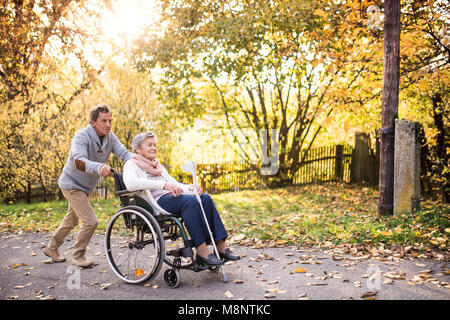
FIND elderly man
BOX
[44,104,132,267]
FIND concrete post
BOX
[393,119,421,214]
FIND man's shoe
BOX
[219,248,241,262]
[196,253,224,267]
[71,255,94,268]
[43,246,66,263]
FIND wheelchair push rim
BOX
[104,207,165,284]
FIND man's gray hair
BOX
[131,132,157,152]
[90,104,111,122]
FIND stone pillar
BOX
[393,119,421,214]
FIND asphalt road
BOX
[1,232,449,301]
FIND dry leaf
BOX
[294,267,306,273]
[233,279,244,284]
[384,272,406,280]
[285,253,294,257]
[225,290,234,299]
[135,269,144,277]
[12,263,28,269]
[264,293,276,299]
[41,259,53,264]
[100,283,112,290]
[361,291,378,298]
[14,283,31,289]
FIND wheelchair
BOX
[104,169,221,288]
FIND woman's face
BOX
[136,137,157,160]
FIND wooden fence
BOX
[163,144,354,194]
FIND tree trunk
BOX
[26,181,31,204]
[378,0,401,215]
[432,93,449,203]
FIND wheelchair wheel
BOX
[163,269,180,288]
[105,206,165,284]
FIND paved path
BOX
[1,232,449,300]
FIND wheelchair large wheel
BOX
[105,206,165,284]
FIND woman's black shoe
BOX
[196,253,224,267]
[219,248,241,261]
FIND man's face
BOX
[91,112,112,137]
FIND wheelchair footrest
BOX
[167,246,194,258]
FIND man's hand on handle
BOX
[99,165,113,178]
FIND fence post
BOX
[334,145,344,181]
[351,132,370,183]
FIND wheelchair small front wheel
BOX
[163,269,180,288]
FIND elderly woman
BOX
[122,132,239,267]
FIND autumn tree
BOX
[134,0,380,186]
[330,0,448,202]
[400,0,449,202]
[0,0,99,202]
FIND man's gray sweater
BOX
[58,124,132,194]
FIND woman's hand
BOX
[164,182,183,197]
[189,184,202,195]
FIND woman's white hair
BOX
[131,132,157,152]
